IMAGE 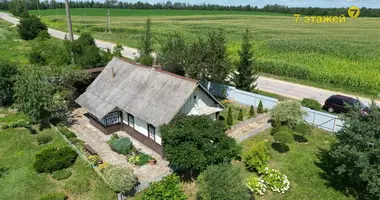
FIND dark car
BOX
[323,95,369,114]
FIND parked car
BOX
[323,95,369,114]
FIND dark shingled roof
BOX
[76,57,202,127]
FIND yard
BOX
[0,109,116,200]
[219,99,253,126]
[238,128,353,200]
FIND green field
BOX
[0,109,116,200]
[29,8,380,96]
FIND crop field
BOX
[30,8,380,96]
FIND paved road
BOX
[1,12,378,106]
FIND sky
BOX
[125,0,380,8]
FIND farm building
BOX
[75,57,224,156]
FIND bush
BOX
[257,100,264,113]
[274,131,294,145]
[270,100,306,128]
[226,107,233,126]
[88,155,100,166]
[243,141,270,172]
[109,137,133,155]
[301,98,322,111]
[98,162,110,173]
[104,166,137,193]
[1,123,9,129]
[40,192,67,200]
[249,105,255,118]
[138,153,152,166]
[37,133,53,145]
[238,109,243,121]
[58,126,76,139]
[51,169,72,180]
[33,147,77,173]
[295,122,312,136]
[261,169,290,193]
[17,15,48,40]
[8,119,29,128]
[246,176,266,196]
[37,30,51,40]
[137,54,154,66]
[141,174,186,200]
[197,164,250,200]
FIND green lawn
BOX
[28,8,380,97]
[0,109,116,200]
[239,128,352,200]
[0,19,30,64]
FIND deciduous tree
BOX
[158,32,186,76]
[0,61,18,106]
[17,15,47,40]
[161,115,241,177]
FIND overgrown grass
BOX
[0,19,30,64]
[0,110,116,200]
[28,8,380,96]
[239,128,353,200]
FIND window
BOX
[148,124,155,140]
[128,114,134,128]
[105,112,119,125]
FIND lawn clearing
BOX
[239,128,353,200]
[29,8,380,96]
[0,110,116,200]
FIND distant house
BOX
[75,57,224,156]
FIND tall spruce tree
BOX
[185,37,208,81]
[137,17,153,66]
[234,28,258,92]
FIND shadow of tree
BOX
[293,134,308,143]
[271,142,289,153]
[315,148,370,200]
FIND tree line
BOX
[3,0,380,17]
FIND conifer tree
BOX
[238,109,243,121]
[226,107,233,126]
[249,105,255,117]
[234,28,259,92]
[257,100,264,114]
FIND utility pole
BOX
[84,12,87,29]
[105,9,111,33]
[64,0,74,41]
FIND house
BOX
[75,57,224,156]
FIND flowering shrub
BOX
[243,141,270,172]
[261,169,290,193]
[246,176,266,196]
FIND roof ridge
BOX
[117,57,199,83]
